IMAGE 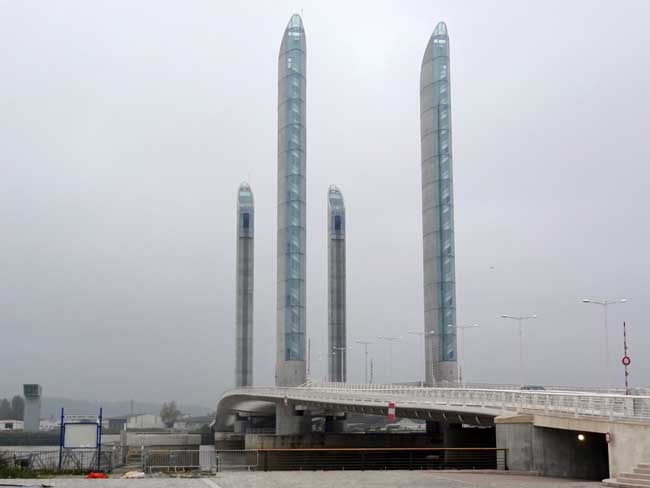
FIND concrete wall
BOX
[608,421,650,478]
[496,415,608,480]
[503,412,650,479]
[120,432,201,448]
[214,432,245,450]
[236,182,254,387]
[245,432,444,450]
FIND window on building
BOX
[242,213,250,229]
[334,215,341,231]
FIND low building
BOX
[105,413,165,430]
[39,418,60,431]
[0,420,24,431]
[107,416,127,431]
[126,414,164,429]
[173,416,212,431]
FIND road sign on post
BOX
[622,321,631,395]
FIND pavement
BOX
[0,472,603,488]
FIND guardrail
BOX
[217,450,259,471]
[142,449,258,472]
[143,450,200,472]
[141,448,503,472]
[221,382,650,422]
[257,447,506,471]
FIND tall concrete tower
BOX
[23,384,41,432]
[327,186,346,382]
[420,22,458,385]
[235,182,254,387]
[276,14,307,387]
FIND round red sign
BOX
[622,356,631,366]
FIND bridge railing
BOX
[221,382,650,422]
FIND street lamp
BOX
[407,330,437,386]
[500,315,537,386]
[355,340,373,384]
[377,336,402,384]
[581,298,628,387]
[449,324,480,386]
[332,346,348,383]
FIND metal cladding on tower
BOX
[236,182,254,387]
[420,22,458,384]
[327,186,346,383]
[276,14,307,387]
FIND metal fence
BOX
[141,448,503,472]
[143,450,201,472]
[0,448,121,472]
[142,449,258,473]
[256,447,507,471]
[216,450,259,471]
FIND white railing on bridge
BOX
[222,381,650,423]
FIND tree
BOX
[0,399,11,419]
[11,396,24,421]
[160,401,181,428]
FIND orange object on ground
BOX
[85,472,108,479]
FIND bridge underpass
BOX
[215,381,650,480]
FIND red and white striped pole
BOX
[387,402,396,422]
[622,321,631,395]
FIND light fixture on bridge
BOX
[577,433,586,442]
[580,298,629,388]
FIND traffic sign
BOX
[622,356,631,366]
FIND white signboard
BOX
[63,423,97,448]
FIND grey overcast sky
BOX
[2,0,649,407]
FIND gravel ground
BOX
[0,472,602,488]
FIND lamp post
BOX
[500,315,537,386]
[355,340,373,384]
[407,330,437,386]
[449,324,480,387]
[332,346,348,383]
[581,298,628,387]
[377,336,402,384]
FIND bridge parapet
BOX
[218,382,650,424]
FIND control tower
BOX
[23,384,42,432]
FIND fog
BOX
[2,0,649,407]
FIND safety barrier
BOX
[142,449,258,472]
[141,448,503,472]
[143,449,200,472]
[221,381,650,422]
[256,447,506,471]
[216,450,259,471]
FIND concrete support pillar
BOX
[426,420,444,435]
[233,418,249,434]
[275,403,312,436]
[495,417,534,472]
[495,414,609,479]
[324,416,345,433]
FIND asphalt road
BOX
[0,472,602,488]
